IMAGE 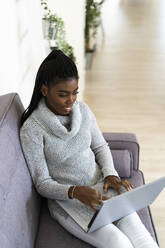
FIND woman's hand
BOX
[103,175,133,194]
[69,186,109,211]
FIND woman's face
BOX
[41,79,79,115]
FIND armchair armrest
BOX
[103,132,140,171]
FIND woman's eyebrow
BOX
[56,90,69,93]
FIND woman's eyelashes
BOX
[58,91,79,98]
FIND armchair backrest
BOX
[0,93,41,248]
[103,132,140,176]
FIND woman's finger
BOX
[121,180,133,191]
[91,202,101,211]
[102,195,110,201]
[91,205,98,211]
[98,199,103,205]
[103,181,109,192]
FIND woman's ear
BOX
[41,84,48,97]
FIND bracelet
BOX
[71,186,77,199]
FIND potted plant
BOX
[85,0,105,69]
[41,1,54,40]
[41,0,76,62]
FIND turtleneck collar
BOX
[31,98,82,141]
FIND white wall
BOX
[0,1,20,94]
[0,0,85,107]
[47,0,86,100]
[0,0,45,108]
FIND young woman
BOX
[20,49,158,248]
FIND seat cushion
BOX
[36,171,158,248]
[36,199,93,248]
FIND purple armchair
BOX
[0,93,159,247]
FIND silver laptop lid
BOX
[88,176,165,233]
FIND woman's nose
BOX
[66,95,74,105]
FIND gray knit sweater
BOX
[20,98,119,231]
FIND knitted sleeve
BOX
[87,106,119,179]
[20,124,71,200]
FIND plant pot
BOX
[85,49,95,70]
[48,21,57,40]
[42,18,50,39]
[42,19,57,40]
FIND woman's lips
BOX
[64,107,72,112]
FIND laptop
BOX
[88,176,165,232]
[57,176,165,233]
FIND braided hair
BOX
[20,49,79,126]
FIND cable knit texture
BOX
[20,98,119,230]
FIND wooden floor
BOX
[83,0,165,246]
